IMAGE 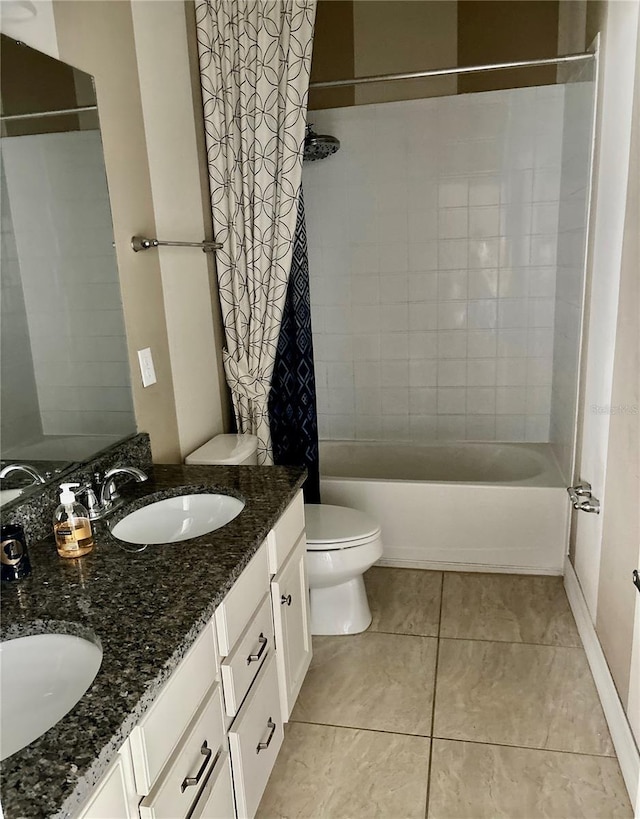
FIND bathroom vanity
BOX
[0,462,310,819]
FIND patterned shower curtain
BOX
[195,0,316,464]
[269,189,320,501]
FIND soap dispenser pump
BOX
[53,483,95,559]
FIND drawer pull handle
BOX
[256,718,277,754]
[181,741,212,792]
[281,594,292,606]
[247,633,268,665]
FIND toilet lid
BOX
[304,504,381,550]
[185,434,257,465]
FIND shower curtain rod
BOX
[0,105,97,123]
[309,52,593,89]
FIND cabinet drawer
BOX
[130,622,218,795]
[216,544,269,655]
[267,490,305,575]
[228,652,283,819]
[139,684,225,819]
[189,752,235,819]
[221,593,274,717]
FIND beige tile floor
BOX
[258,568,632,819]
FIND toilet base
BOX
[310,575,372,635]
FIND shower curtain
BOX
[195,0,316,464]
[269,189,320,502]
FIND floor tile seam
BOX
[425,572,446,819]
[288,718,432,741]
[367,628,440,639]
[438,635,585,650]
[430,734,618,759]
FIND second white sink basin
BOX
[0,633,103,760]
[110,493,245,545]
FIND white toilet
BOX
[185,433,383,636]
[304,504,383,635]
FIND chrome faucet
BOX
[0,463,46,485]
[98,466,148,513]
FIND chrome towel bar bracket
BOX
[131,235,222,253]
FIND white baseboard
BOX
[563,558,639,808]
[377,556,563,576]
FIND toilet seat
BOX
[304,504,382,551]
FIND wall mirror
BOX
[0,35,136,506]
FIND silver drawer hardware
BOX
[246,633,268,665]
[131,235,222,253]
[181,741,213,793]
[567,481,601,514]
[281,594,292,606]
[256,719,276,754]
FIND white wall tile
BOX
[409,273,438,301]
[467,359,496,387]
[467,300,497,330]
[437,415,466,439]
[305,86,567,444]
[467,387,496,414]
[438,387,467,413]
[438,302,468,330]
[438,359,467,387]
[409,359,438,387]
[468,269,498,299]
[467,330,497,359]
[438,331,468,359]
[438,270,468,300]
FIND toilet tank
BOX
[185,434,258,466]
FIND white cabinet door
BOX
[76,742,139,819]
[271,534,312,721]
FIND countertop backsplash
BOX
[0,433,153,545]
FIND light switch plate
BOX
[137,347,157,388]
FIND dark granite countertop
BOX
[0,463,305,819]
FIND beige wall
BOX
[353,1,457,104]
[457,1,559,93]
[309,0,564,110]
[309,0,355,110]
[130,1,227,460]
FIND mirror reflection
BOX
[0,36,136,503]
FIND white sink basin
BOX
[0,633,102,760]
[110,493,245,545]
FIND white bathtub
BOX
[319,441,570,575]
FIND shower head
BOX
[303,124,340,161]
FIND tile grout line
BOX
[367,627,582,651]
[429,735,620,760]
[424,571,446,819]
[288,718,432,740]
[287,718,618,760]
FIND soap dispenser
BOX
[53,483,95,559]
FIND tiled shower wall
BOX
[1,131,135,438]
[304,85,566,442]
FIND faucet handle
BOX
[76,483,105,521]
